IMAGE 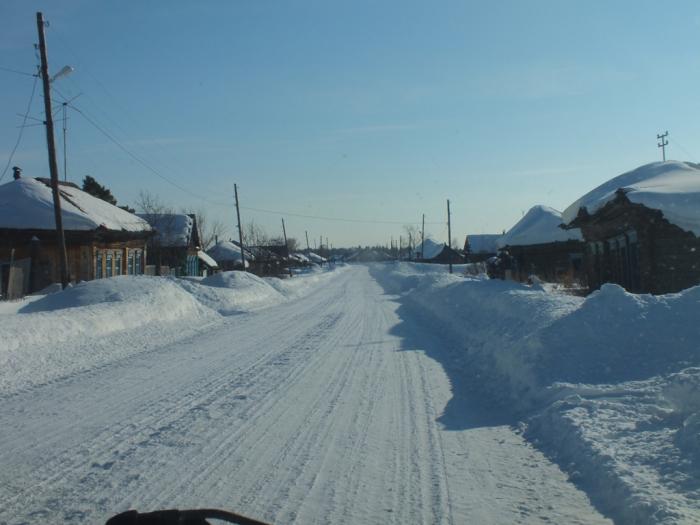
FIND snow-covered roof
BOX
[418,238,445,259]
[206,240,254,265]
[137,213,195,247]
[562,161,700,235]
[0,177,151,232]
[307,252,327,263]
[466,234,501,254]
[292,252,310,263]
[498,205,582,248]
[197,250,218,268]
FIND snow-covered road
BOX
[0,266,610,524]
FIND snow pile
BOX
[1,276,217,395]
[371,263,700,523]
[0,268,344,395]
[0,177,150,232]
[562,161,700,235]
[498,205,582,248]
[178,271,285,315]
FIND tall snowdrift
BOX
[562,161,700,235]
[371,263,700,524]
[0,268,344,396]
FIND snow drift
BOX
[0,267,343,396]
[371,262,700,524]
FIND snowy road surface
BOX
[0,266,610,524]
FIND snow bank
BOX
[0,268,344,395]
[562,161,700,235]
[370,263,700,523]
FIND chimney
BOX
[12,166,21,180]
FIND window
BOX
[115,251,123,276]
[106,251,113,278]
[127,251,134,275]
[134,250,142,275]
[95,250,103,279]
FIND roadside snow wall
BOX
[371,262,700,524]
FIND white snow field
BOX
[0,265,611,524]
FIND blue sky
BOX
[2,1,700,247]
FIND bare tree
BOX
[286,237,299,252]
[243,220,270,246]
[184,208,227,250]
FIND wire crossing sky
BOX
[2,0,700,246]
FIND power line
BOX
[0,74,40,182]
[0,65,35,77]
[239,205,443,225]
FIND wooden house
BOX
[498,205,584,283]
[464,234,501,262]
[416,238,465,264]
[137,213,218,276]
[0,174,152,296]
[563,161,700,294]
[206,240,254,271]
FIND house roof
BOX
[206,240,254,265]
[498,205,582,248]
[307,252,327,263]
[0,177,151,232]
[197,250,218,268]
[465,234,501,254]
[418,238,446,259]
[562,161,700,235]
[137,213,197,247]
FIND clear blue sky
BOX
[2,0,700,247]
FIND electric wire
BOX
[0,65,35,77]
[0,74,40,183]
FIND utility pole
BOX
[234,183,246,271]
[408,232,412,261]
[447,199,453,274]
[305,230,310,252]
[657,131,669,161]
[281,218,292,277]
[37,12,69,289]
[421,213,425,260]
[62,102,68,181]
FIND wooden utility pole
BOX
[305,230,310,252]
[37,12,69,289]
[408,232,412,260]
[447,199,452,274]
[421,213,425,259]
[282,218,292,277]
[234,183,246,271]
[657,131,669,161]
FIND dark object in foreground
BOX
[106,508,271,525]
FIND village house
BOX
[416,238,464,264]
[0,172,152,297]
[497,205,584,283]
[137,213,218,276]
[206,240,254,271]
[562,161,700,294]
[463,234,501,262]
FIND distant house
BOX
[498,205,584,283]
[0,174,152,296]
[137,213,217,276]
[416,238,464,264]
[563,161,700,294]
[206,240,254,271]
[464,234,501,262]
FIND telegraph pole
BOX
[447,199,453,274]
[657,131,669,161]
[281,218,292,277]
[421,213,425,260]
[37,12,69,289]
[305,230,310,252]
[234,183,246,271]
